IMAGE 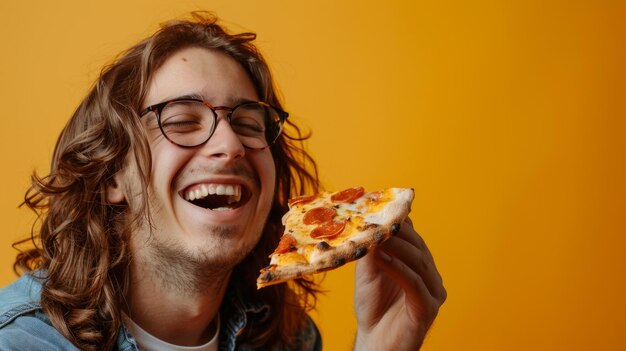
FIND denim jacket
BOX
[0,272,321,350]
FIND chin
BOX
[187,225,264,266]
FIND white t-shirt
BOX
[122,313,219,351]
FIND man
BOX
[0,13,446,350]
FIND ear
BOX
[106,172,126,204]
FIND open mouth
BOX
[182,183,247,211]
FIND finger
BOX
[394,218,426,251]
[374,247,443,317]
[392,220,440,282]
[378,236,446,302]
[382,223,436,284]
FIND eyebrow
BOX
[150,94,258,108]
[170,93,204,102]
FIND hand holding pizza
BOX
[353,218,446,350]
[256,186,446,349]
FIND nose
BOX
[199,114,245,160]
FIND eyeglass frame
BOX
[139,98,289,150]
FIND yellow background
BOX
[1,1,624,350]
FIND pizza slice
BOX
[257,186,415,289]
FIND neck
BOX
[123,255,232,346]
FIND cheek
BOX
[150,145,193,192]
[255,152,276,197]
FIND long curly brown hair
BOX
[13,12,320,350]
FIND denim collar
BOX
[218,284,270,351]
[1,272,271,351]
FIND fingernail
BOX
[391,223,401,234]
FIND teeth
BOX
[225,186,235,196]
[184,183,242,203]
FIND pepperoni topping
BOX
[310,220,347,239]
[275,234,297,254]
[331,186,365,203]
[288,194,317,207]
[303,207,337,225]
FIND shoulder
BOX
[0,272,43,326]
[0,272,78,350]
[0,310,79,350]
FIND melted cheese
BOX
[273,251,308,266]
[272,188,408,266]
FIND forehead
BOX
[143,47,258,108]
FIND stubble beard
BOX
[139,221,264,296]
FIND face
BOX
[110,47,276,273]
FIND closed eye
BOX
[231,117,265,136]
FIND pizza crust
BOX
[257,188,414,289]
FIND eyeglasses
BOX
[140,98,289,150]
